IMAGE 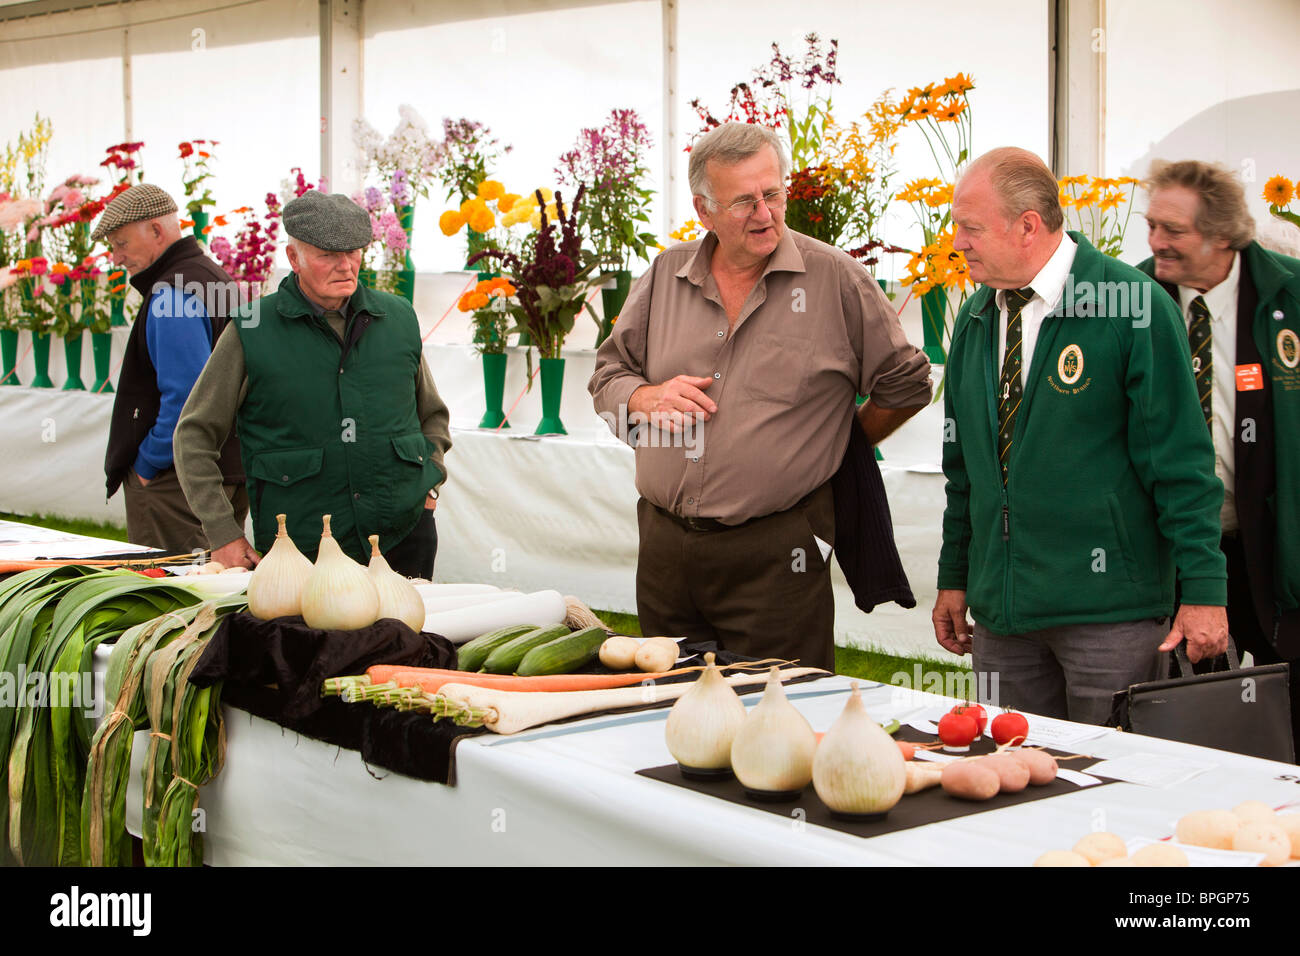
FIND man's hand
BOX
[133,470,152,488]
[1159,604,1229,663]
[425,494,438,511]
[932,588,973,656]
[211,536,261,569]
[629,375,717,433]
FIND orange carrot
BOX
[387,667,702,694]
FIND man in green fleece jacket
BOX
[1138,159,1300,754]
[174,191,451,577]
[932,148,1228,725]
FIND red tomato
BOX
[991,711,1030,747]
[950,702,987,735]
[134,568,167,578]
[937,712,978,750]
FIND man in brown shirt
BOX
[589,123,931,669]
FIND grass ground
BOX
[4,511,970,684]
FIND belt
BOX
[652,487,821,534]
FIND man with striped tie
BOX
[1138,160,1300,754]
[932,147,1227,724]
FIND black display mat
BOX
[636,731,1115,839]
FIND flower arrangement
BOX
[690,34,840,171]
[209,195,281,303]
[468,186,600,360]
[892,73,977,361]
[179,140,218,220]
[556,109,657,272]
[457,276,518,354]
[436,117,510,204]
[0,115,54,334]
[352,176,414,292]
[1059,175,1140,258]
[1264,175,1299,231]
[352,106,445,202]
[438,179,542,266]
[101,142,145,185]
[668,219,703,243]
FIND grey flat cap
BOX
[91,184,178,241]
[283,191,373,251]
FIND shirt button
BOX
[281,474,289,482]
[717,331,724,338]
[713,372,721,379]
[1274,310,1285,320]
[687,497,694,504]
[692,457,699,462]
[339,368,345,374]
[353,492,361,500]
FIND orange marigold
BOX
[476,180,506,201]
[469,207,496,233]
[439,210,465,236]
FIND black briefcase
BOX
[1107,639,1294,763]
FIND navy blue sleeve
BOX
[133,287,215,479]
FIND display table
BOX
[108,670,1300,866]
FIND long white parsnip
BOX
[438,666,828,735]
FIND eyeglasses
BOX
[706,187,788,220]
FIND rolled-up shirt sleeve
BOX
[844,269,933,408]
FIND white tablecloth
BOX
[111,672,1300,866]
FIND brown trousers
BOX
[124,466,248,555]
[635,484,836,671]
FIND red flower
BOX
[179,142,195,158]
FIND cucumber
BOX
[482,624,572,674]
[457,624,537,672]
[516,626,610,677]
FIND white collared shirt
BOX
[996,232,1078,386]
[1177,253,1240,532]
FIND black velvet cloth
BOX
[189,613,482,784]
[187,619,829,786]
[830,417,916,613]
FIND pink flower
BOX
[378,210,399,230]
[385,224,407,252]
[64,189,85,209]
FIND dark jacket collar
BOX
[129,236,210,296]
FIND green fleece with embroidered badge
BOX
[1137,241,1300,619]
[937,233,1226,633]
[234,275,443,564]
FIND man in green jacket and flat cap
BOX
[174,190,451,576]
[932,147,1228,725]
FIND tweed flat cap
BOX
[90,184,178,241]
[283,191,373,251]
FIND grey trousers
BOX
[972,618,1167,725]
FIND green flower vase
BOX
[597,270,632,348]
[191,210,210,244]
[921,287,947,364]
[91,331,114,393]
[395,204,415,303]
[1,329,19,386]
[536,356,567,436]
[479,351,510,429]
[62,329,86,390]
[30,332,53,388]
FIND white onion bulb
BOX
[247,513,314,620]
[300,514,379,631]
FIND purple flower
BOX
[390,169,411,206]
[364,186,384,212]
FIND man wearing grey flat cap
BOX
[174,190,451,578]
[95,183,247,554]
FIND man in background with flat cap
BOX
[95,183,246,553]
[174,190,451,576]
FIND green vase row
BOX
[0,329,115,393]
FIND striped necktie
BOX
[998,288,1034,485]
[1188,295,1213,430]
